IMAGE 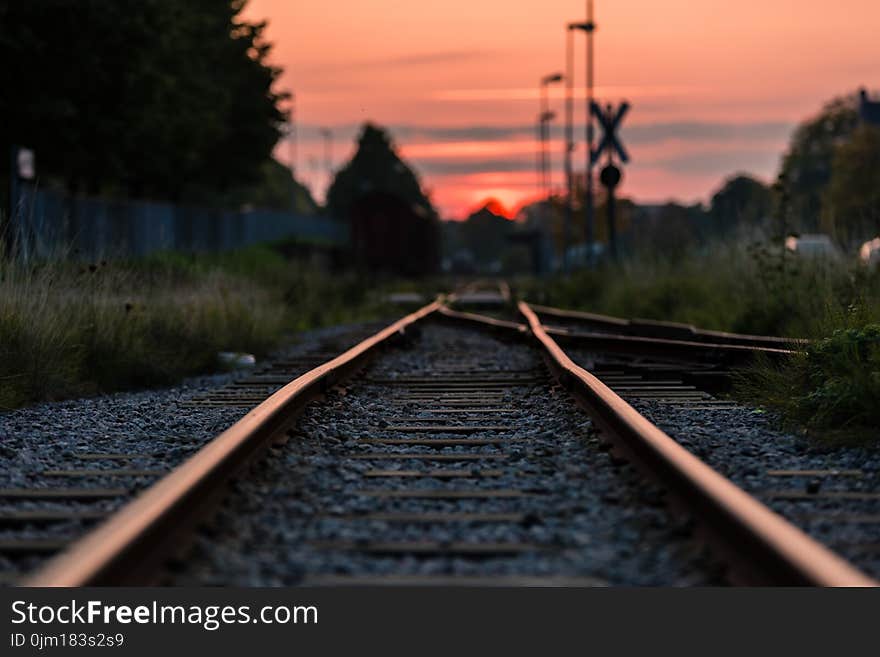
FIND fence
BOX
[8,185,348,261]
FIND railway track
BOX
[6,288,877,586]
[0,323,388,585]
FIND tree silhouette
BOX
[325,123,435,221]
[826,124,880,245]
[708,174,772,236]
[778,93,860,234]
[0,0,287,201]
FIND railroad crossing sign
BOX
[599,163,621,189]
[591,101,630,164]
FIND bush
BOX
[521,244,880,339]
[738,325,880,444]
[520,245,880,443]
[801,325,880,428]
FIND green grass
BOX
[735,325,880,446]
[519,245,880,445]
[0,245,391,410]
[519,245,880,338]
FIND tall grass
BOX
[520,245,880,444]
[0,245,389,409]
[521,244,880,338]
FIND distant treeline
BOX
[508,89,880,266]
[0,0,292,206]
[447,85,880,272]
[326,124,440,275]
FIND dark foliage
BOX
[350,191,439,276]
[708,174,772,235]
[325,123,435,221]
[0,0,288,201]
[325,123,439,275]
[777,93,861,235]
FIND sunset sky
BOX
[243,0,880,219]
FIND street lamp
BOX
[539,110,557,198]
[287,92,297,211]
[288,93,297,177]
[539,73,563,199]
[567,2,596,269]
[319,127,333,188]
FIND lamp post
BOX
[287,93,297,211]
[565,22,586,272]
[535,117,542,196]
[320,127,333,190]
[539,73,563,198]
[584,0,597,266]
[567,4,596,269]
[288,93,297,177]
[540,110,557,198]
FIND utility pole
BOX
[568,6,596,269]
[288,93,298,212]
[593,100,630,262]
[584,0,597,266]
[563,27,575,273]
[6,146,19,255]
[289,93,297,177]
[320,127,333,183]
[535,118,542,196]
[5,145,34,259]
[539,73,563,198]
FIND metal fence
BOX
[9,185,347,261]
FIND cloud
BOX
[400,125,531,142]
[303,50,495,73]
[624,121,793,144]
[429,85,701,102]
[415,148,781,178]
[641,149,781,175]
[294,120,792,146]
[417,158,534,175]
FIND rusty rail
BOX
[437,305,528,334]
[518,301,874,586]
[22,293,875,586]
[543,325,794,365]
[529,302,806,349]
[25,300,442,586]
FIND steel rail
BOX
[23,293,873,587]
[24,300,442,586]
[437,304,792,365]
[528,302,807,349]
[437,305,528,334]
[518,301,875,586]
[543,326,794,365]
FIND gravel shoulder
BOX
[173,323,724,586]
[565,347,880,580]
[7,314,875,585]
[0,320,388,579]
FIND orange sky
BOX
[243,0,880,218]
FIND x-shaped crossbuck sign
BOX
[591,101,630,165]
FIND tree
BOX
[825,124,880,245]
[219,159,317,212]
[708,174,772,237]
[459,201,515,265]
[325,123,435,221]
[778,93,860,233]
[0,0,287,201]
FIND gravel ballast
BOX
[5,313,876,585]
[0,320,387,580]
[565,347,880,580]
[173,323,724,586]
